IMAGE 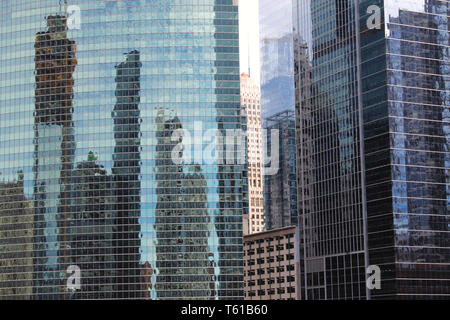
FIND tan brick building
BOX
[244,226,300,300]
[240,73,264,234]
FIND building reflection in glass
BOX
[112,50,143,299]
[294,0,369,300]
[263,110,298,230]
[33,14,77,299]
[66,153,115,299]
[259,0,299,235]
[369,0,450,298]
[0,0,242,300]
[153,110,216,299]
[0,172,33,299]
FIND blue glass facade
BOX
[259,0,296,119]
[0,0,243,299]
[259,0,299,233]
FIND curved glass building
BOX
[0,0,243,299]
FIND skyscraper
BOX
[0,0,242,300]
[294,0,449,299]
[259,0,299,233]
[259,0,296,120]
[240,73,264,234]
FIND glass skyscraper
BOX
[295,0,449,299]
[0,0,243,299]
[259,0,299,233]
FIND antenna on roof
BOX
[247,29,251,77]
[59,0,68,15]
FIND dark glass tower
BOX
[362,0,450,299]
[294,0,449,299]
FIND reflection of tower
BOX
[154,110,214,299]
[33,14,77,298]
[140,261,154,300]
[0,172,33,299]
[66,153,115,299]
[112,50,142,299]
[293,0,369,300]
[393,5,447,233]
[293,39,313,300]
[260,35,295,118]
[263,110,298,230]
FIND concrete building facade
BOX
[244,226,300,300]
[241,73,264,234]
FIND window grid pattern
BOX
[0,0,243,300]
[295,0,367,300]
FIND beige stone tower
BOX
[240,73,264,234]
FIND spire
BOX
[247,29,251,77]
[59,0,68,15]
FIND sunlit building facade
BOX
[0,0,243,299]
[240,73,263,234]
